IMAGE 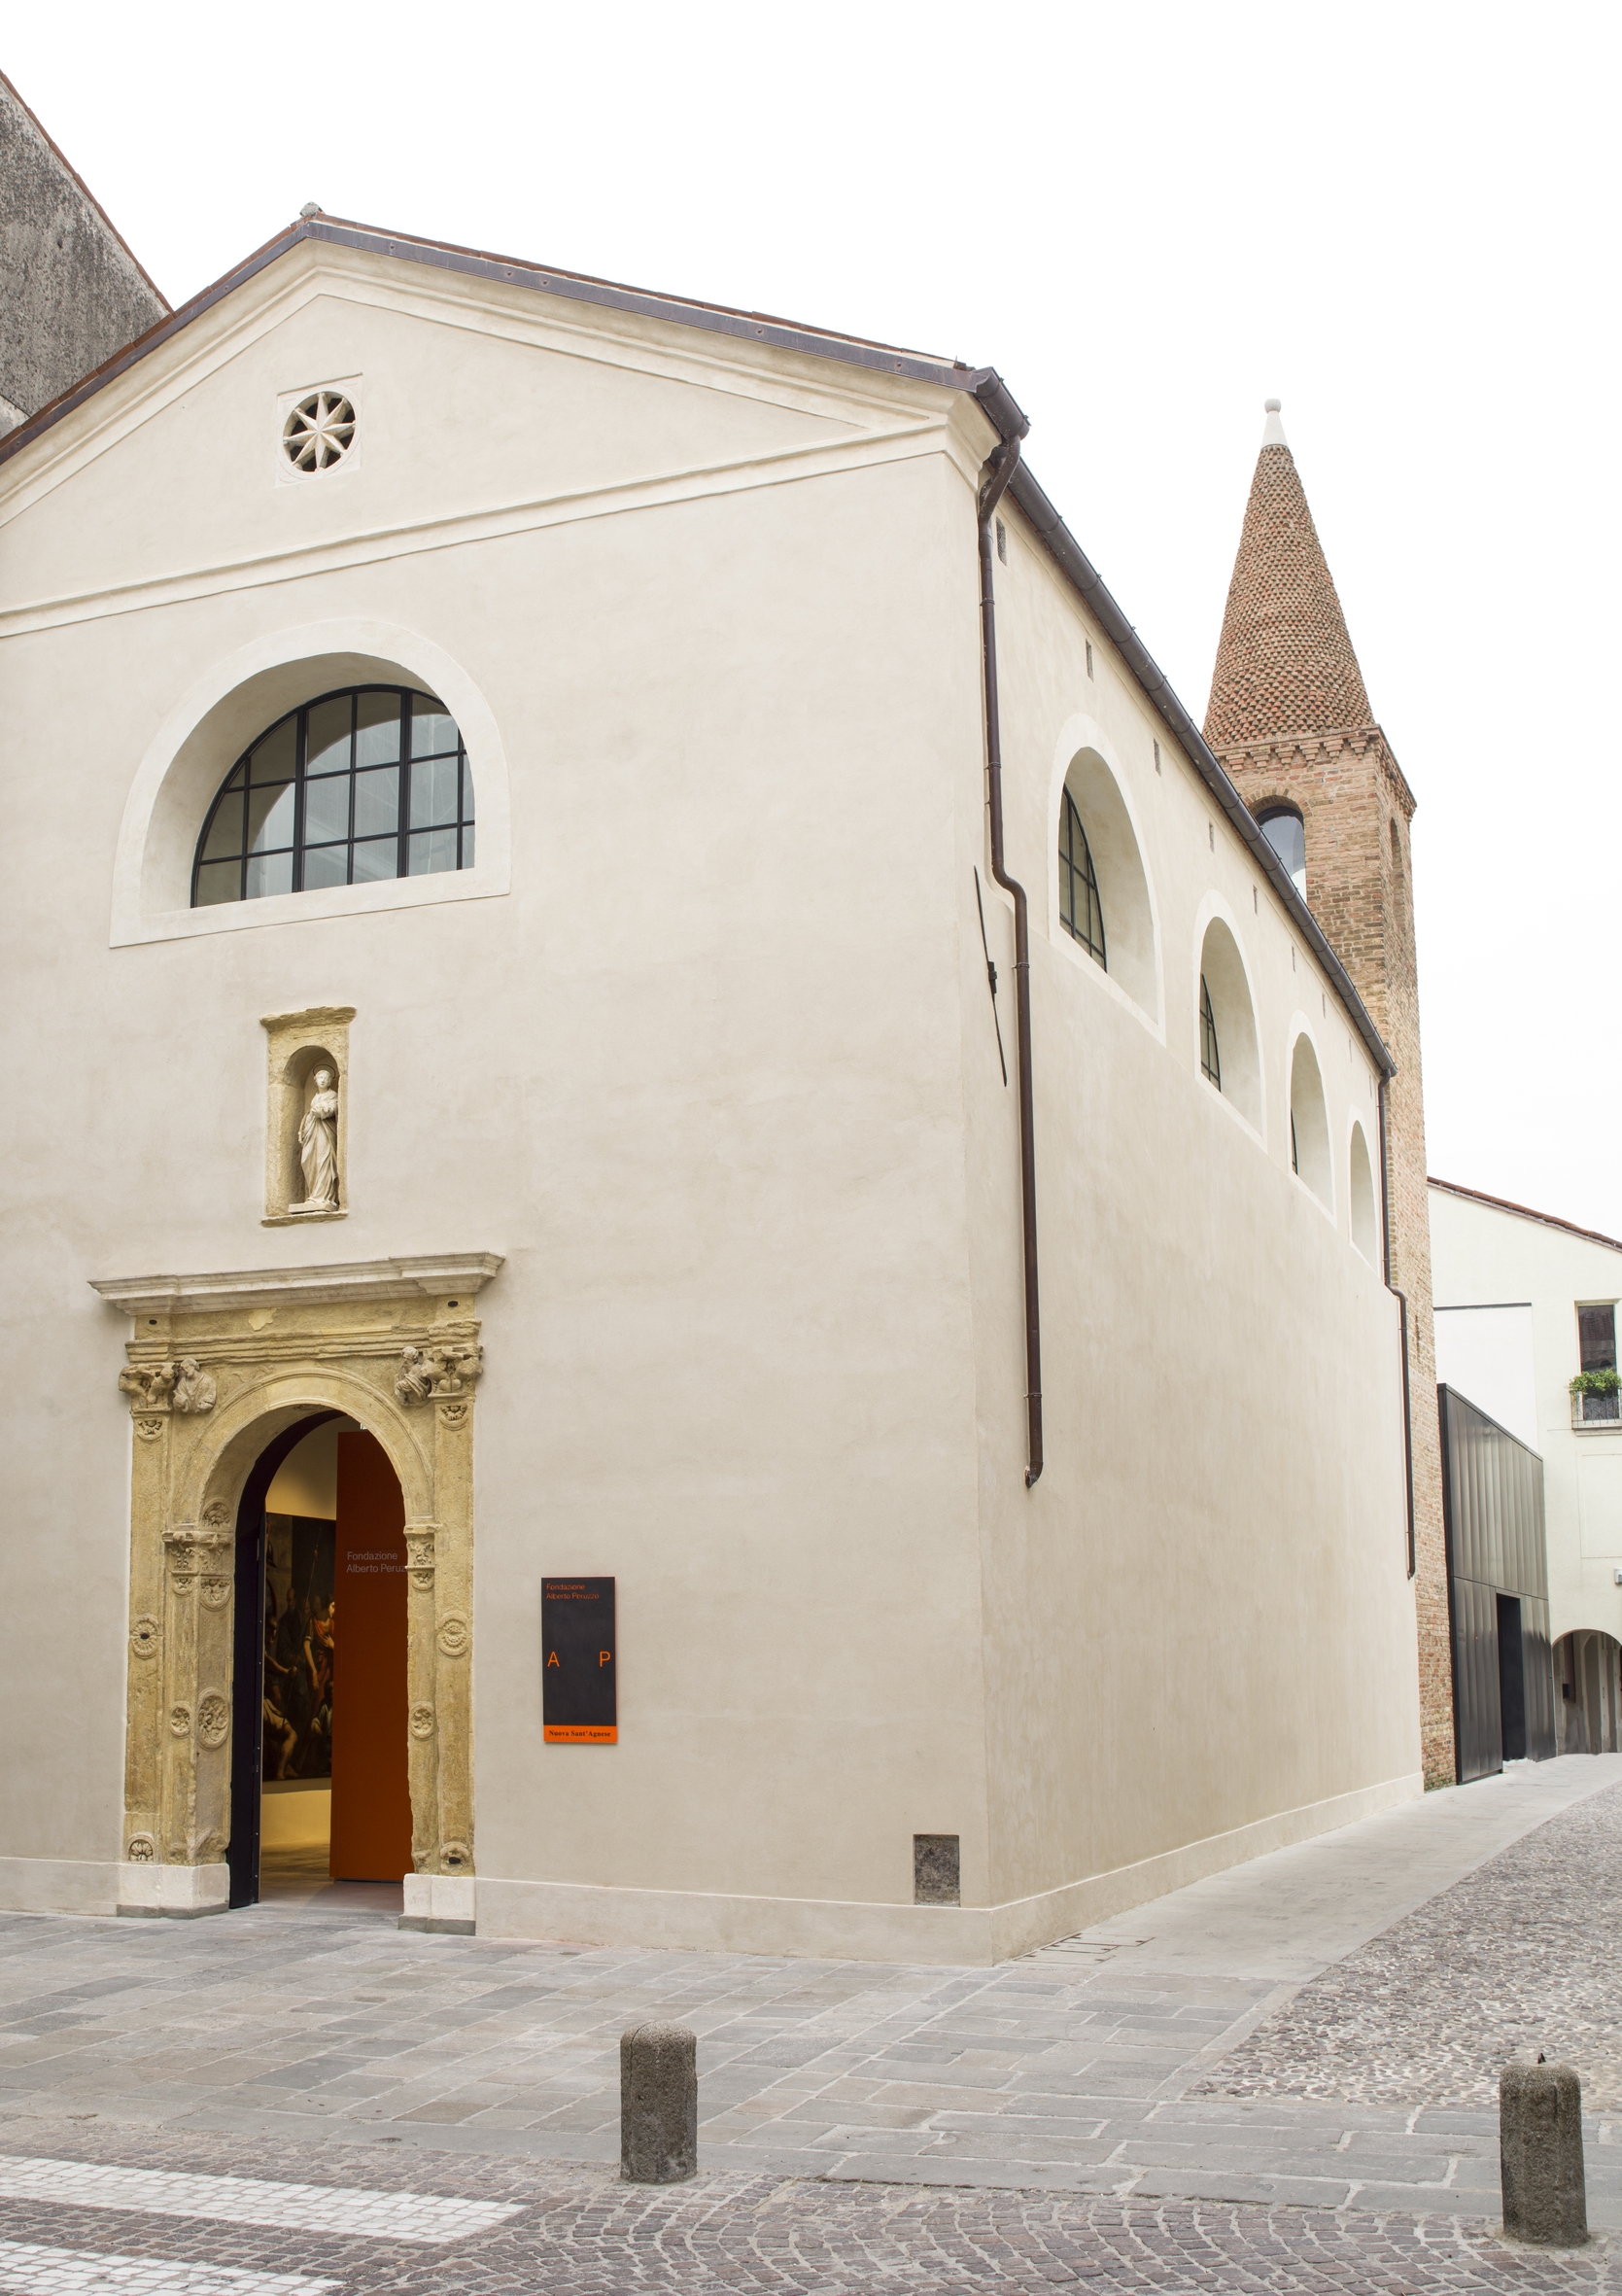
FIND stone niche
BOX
[262,1004,353,1225]
[91,1251,502,1923]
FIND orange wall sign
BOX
[543,1578,616,1743]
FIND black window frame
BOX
[1199,973,1222,1090]
[1058,787,1106,969]
[191,684,473,909]
[1578,1305,1617,1374]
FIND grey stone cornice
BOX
[89,1253,503,1317]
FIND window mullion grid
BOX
[397,689,410,882]
[457,740,467,869]
[346,690,360,887]
[291,707,309,894]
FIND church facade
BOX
[0,204,1424,1957]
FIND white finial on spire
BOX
[1262,397,1288,447]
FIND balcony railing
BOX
[1572,1386,1621,1428]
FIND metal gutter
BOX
[972,380,1395,1082]
[977,430,1043,1487]
[0,211,1394,1080]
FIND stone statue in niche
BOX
[292,1069,339,1213]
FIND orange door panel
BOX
[330,1432,413,1881]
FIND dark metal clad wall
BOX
[1439,1386,1554,1781]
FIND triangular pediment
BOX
[0,230,969,624]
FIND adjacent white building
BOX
[1431,1178,1622,1755]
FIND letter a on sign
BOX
[542,1578,616,1743]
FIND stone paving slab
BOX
[0,2125,1615,2292]
[0,1751,1619,2250]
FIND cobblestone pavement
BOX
[1198,1778,1622,2111]
[0,2123,1616,2294]
[2,1759,1622,2284]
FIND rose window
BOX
[282,390,356,473]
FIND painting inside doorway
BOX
[263,1513,335,1782]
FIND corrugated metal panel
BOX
[1439,1385,1555,1777]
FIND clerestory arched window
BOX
[1058,787,1106,967]
[192,686,474,907]
[1258,805,1306,897]
[1199,975,1221,1088]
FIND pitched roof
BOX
[1429,1176,1622,1259]
[1204,406,1372,748]
[0,213,1394,1078]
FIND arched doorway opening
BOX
[228,1412,414,1907]
[1555,1630,1622,1756]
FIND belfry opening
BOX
[227,1413,413,1908]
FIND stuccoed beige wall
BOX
[1430,1185,1622,1650]
[959,482,1422,1941]
[0,234,1421,1952]
[0,245,993,1945]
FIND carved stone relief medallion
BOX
[130,1617,160,1659]
[195,1691,230,1750]
[441,1839,470,1870]
[409,1702,435,1738]
[125,1833,155,1862]
[436,1613,470,1659]
[169,1704,192,1737]
[135,1418,165,1442]
[200,1576,231,1610]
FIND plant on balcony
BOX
[1570,1369,1622,1396]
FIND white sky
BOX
[10,2,1618,1232]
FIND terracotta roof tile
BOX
[1204,435,1371,747]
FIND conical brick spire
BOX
[1203,401,1371,748]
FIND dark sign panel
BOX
[542,1578,617,1743]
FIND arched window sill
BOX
[1049,922,1165,1043]
[1195,1067,1265,1150]
[115,865,506,949]
[1288,1168,1337,1226]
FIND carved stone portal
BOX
[95,1254,500,1907]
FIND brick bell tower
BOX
[1205,399,1454,1789]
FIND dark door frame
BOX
[227,1410,340,1910]
[1497,1591,1528,1765]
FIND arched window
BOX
[192,686,474,907]
[1289,1033,1332,1210]
[1058,787,1106,967]
[1258,805,1306,896]
[1349,1121,1378,1263]
[1196,919,1261,1129]
[1199,975,1221,1088]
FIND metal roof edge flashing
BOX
[0,215,1004,471]
[305,220,980,389]
[999,459,1394,1079]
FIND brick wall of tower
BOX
[1217,729,1455,1789]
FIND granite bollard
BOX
[1501,2057,1587,2245]
[621,2021,697,2183]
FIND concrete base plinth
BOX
[399,1872,476,1933]
[116,1861,229,1919]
